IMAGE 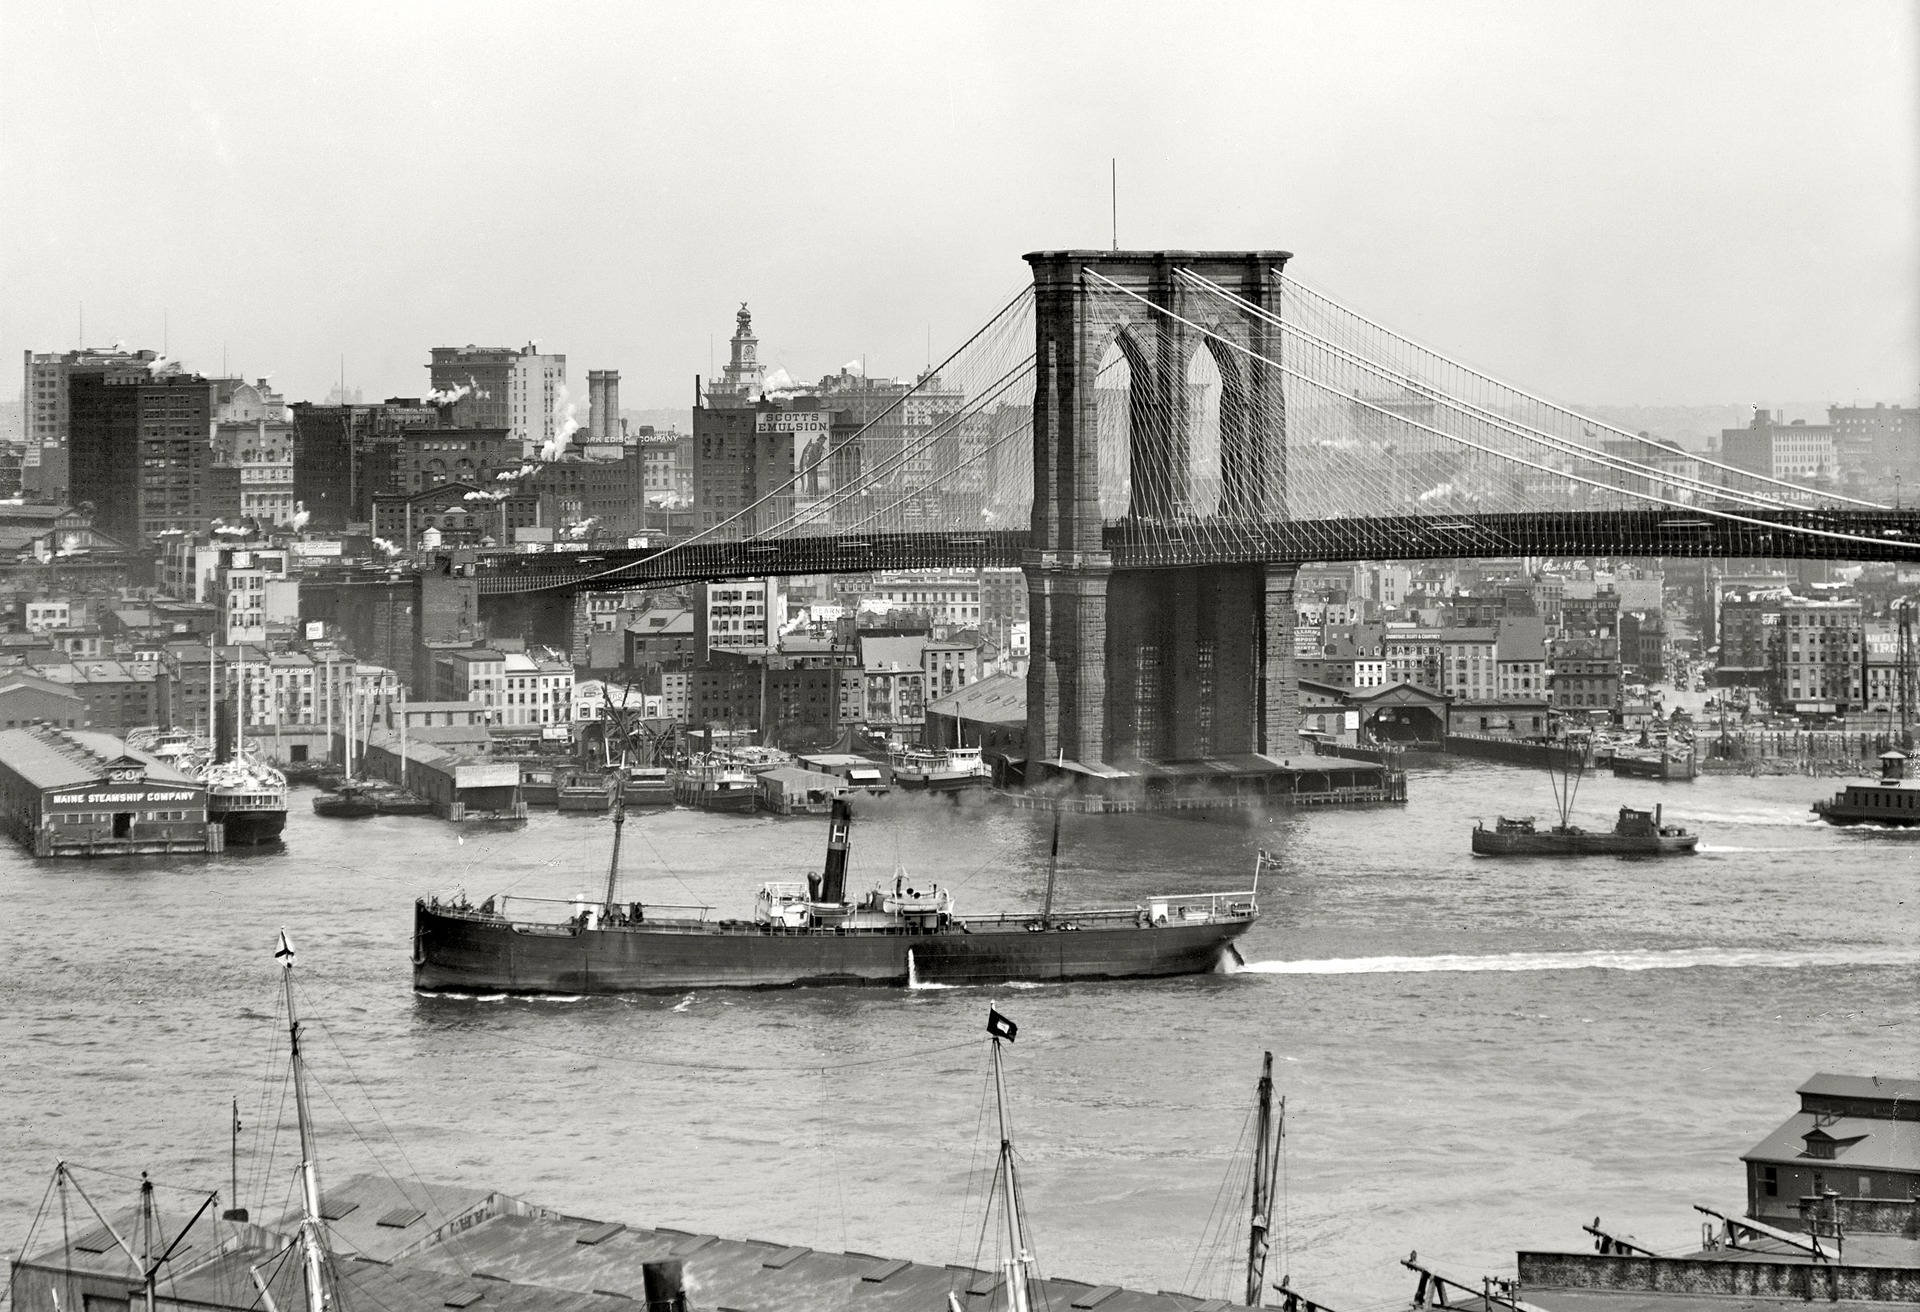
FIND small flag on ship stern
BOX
[987,1009,1018,1043]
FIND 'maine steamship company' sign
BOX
[49,786,204,808]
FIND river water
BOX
[2,760,1914,1309]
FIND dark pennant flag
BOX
[987,1008,1018,1043]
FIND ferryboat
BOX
[888,742,992,791]
[1472,803,1700,856]
[414,795,1261,994]
[1812,751,1920,827]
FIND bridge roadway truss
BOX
[472,508,1920,596]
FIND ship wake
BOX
[1238,945,1920,976]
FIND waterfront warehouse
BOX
[0,725,217,856]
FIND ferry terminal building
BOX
[0,726,213,856]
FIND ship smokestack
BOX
[816,798,853,904]
[216,698,235,765]
[641,1259,686,1312]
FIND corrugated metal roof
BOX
[0,727,200,791]
[926,672,1025,722]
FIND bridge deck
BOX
[472,509,1920,593]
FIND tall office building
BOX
[22,347,169,500]
[428,343,567,456]
[289,399,439,531]
[67,366,218,544]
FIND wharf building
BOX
[0,725,215,856]
[65,365,218,545]
[428,342,566,456]
[7,1169,1267,1312]
[1742,1072,1920,1229]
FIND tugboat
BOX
[1472,804,1699,856]
[887,742,993,791]
[1813,750,1920,827]
[414,793,1262,994]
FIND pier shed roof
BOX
[394,1209,1264,1312]
[0,728,197,791]
[1800,1074,1920,1105]
[1741,1112,1920,1173]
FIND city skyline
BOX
[2,1,1916,412]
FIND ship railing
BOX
[967,890,1259,926]
[435,894,718,925]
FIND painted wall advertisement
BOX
[756,411,834,497]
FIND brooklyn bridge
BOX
[466,250,1920,784]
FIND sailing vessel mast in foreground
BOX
[276,930,334,1312]
[1246,1051,1285,1307]
[987,1008,1036,1312]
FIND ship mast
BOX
[988,1011,1034,1312]
[1039,807,1061,927]
[277,930,333,1312]
[1246,1052,1285,1306]
[602,776,627,916]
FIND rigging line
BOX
[827,410,1037,539]
[507,283,1037,596]
[625,820,706,908]
[293,989,487,1280]
[759,358,1038,539]
[1274,269,1888,508]
[1183,271,1801,512]
[1083,269,1917,556]
[12,1167,58,1269]
[767,345,1038,536]
[243,1235,301,1312]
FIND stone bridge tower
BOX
[1023,250,1301,779]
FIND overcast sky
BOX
[3,1,1915,412]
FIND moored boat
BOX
[888,742,992,791]
[312,779,435,818]
[672,754,757,812]
[1611,746,1698,781]
[619,765,674,805]
[1472,804,1699,856]
[1812,750,1920,827]
[556,768,614,812]
[414,795,1261,994]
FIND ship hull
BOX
[1471,829,1698,856]
[412,900,1255,994]
[212,807,287,845]
[1610,757,1697,781]
[1812,802,1920,827]
[674,788,757,813]
[891,772,990,792]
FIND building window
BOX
[1761,1166,1778,1197]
